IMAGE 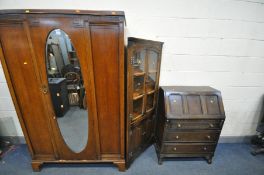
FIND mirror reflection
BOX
[46,29,88,153]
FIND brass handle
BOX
[40,85,48,94]
[177,123,181,128]
[175,135,179,139]
[207,135,211,139]
[173,147,177,151]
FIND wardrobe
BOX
[0,9,162,171]
[0,9,126,171]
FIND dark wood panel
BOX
[0,23,55,156]
[168,94,183,115]
[90,24,120,154]
[186,95,203,115]
[205,95,220,115]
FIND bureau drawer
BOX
[166,119,224,130]
[164,131,220,142]
[162,143,216,154]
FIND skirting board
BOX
[218,136,253,143]
[1,136,254,145]
[0,136,26,144]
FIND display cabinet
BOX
[126,38,163,166]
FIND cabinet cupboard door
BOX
[0,23,55,158]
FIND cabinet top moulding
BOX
[0,9,125,16]
[128,37,164,47]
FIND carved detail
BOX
[72,18,84,28]
[28,18,40,26]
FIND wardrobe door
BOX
[27,16,98,160]
[0,22,56,159]
[89,23,124,159]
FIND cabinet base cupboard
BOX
[0,10,163,171]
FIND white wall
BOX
[1,0,264,137]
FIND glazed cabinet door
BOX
[0,22,56,159]
[126,38,163,166]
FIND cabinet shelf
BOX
[148,70,157,73]
[147,90,155,95]
[132,113,143,121]
[146,107,154,113]
[133,72,145,76]
[133,94,144,100]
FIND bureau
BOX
[155,86,225,164]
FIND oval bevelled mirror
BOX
[45,29,88,153]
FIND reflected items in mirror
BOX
[46,29,88,153]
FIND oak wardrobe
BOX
[0,10,163,171]
[0,9,126,171]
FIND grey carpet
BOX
[57,106,88,153]
[0,143,264,175]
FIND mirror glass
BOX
[45,29,88,153]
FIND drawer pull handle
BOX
[173,99,177,103]
[203,147,207,151]
[175,135,179,139]
[177,124,181,128]
[60,105,64,108]
[210,99,214,103]
[173,147,177,151]
[207,135,211,139]
[56,93,60,97]
[209,123,214,128]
